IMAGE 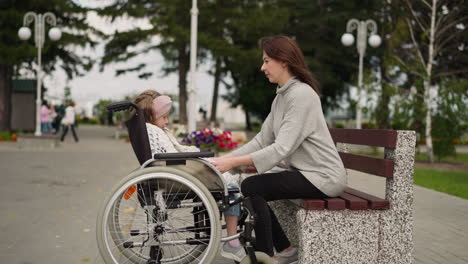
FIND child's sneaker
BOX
[273,248,298,264]
[220,242,246,262]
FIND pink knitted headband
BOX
[152,95,172,119]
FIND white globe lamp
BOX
[368,34,382,48]
[48,27,62,41]
[18,27,32,40]
[341,33,354,46]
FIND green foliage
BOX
[76,116,99,125]
[94,99,114,125]
[0,0,102,131]
[99,0,197,123]
[0,0,101,77]
[280,0,384,109]
[333,122,345,129]
[390,94,414,130]
[98,0,384,124]
[362,121,377,129]
[251,121,262,133]
[0,131,12,141]
[432,79,468,160]
[415,152,468,164]
[204,0,291,120]
[63,86,72,104]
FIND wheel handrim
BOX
[100,172,219,264]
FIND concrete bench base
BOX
[17,134,60,150]
[270,200,413,264]
[266,130,415,264]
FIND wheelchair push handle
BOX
[107,101,139,113]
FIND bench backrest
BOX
[329,128,416,211]
[330,129,397,179]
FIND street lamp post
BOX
[341,19,381,129]
[18,12,61,136]
[187,0,198,133]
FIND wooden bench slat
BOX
[324,198,346,210]
[301,199,325,210]
[345,188,389,210]
[339,152,394,178]
[330,128,397,148]
[339,193,368,210]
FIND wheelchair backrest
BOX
[107,101,151,165]
[125,108,152,166]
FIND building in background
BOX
[11,79,36,131]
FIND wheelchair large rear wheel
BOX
[97,167,222,264]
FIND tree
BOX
[63,85,72,103]
[432,78,467,160]
[220,0,385,129]
[196,0,238,124]
[0,0,100,131]
[220,1,291,129]
[394,0,468,162]
[279,0,381,110]
[99,0,205,125]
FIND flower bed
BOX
[0,131,17,142]
[181,128,238,152]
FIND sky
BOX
[42,2,227,113]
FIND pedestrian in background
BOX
[60,101,79,142]
[40,100,52,134]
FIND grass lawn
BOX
[415,152,468,164]
[414,169,468,199]
[352,151,468,199]
[353,151,468,164]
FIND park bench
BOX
[270,128,416,264]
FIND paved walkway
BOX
[348,171,468,264]
[0,126,467,263]
[0,126,232,264]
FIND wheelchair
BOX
[96,101,274,264]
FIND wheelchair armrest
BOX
[153,152,215,159]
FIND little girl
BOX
[134,90,245,262]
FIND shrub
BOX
[362,121,377,129]
[76,116,100,125]
[334,122,345,128]
[0,131,11,141]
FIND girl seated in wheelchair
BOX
[134,89,246,262]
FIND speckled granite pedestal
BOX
[270,131,415,264]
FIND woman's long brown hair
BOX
[259,35,321,95]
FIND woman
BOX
[210,35,347,263]
[40,100,52,134]
[60,101,79,142]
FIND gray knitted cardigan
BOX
[231,77,347,197]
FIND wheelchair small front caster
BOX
[239,251,274,264]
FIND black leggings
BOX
[60,125,79,142]
[241,170,327,256]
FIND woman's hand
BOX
[209,157,234,173]
[209,155,254,174]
